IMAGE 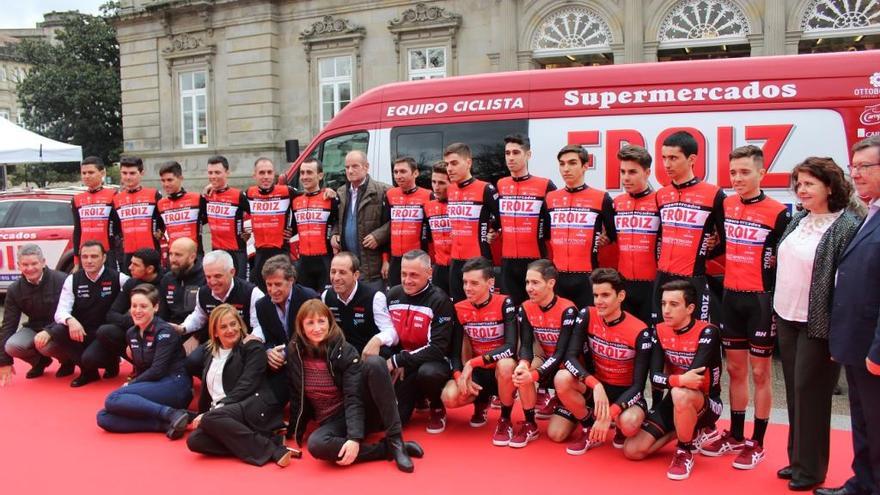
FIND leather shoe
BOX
[778,466,793,480]
[166,409,189,440]
[70,370,100,388]
[789,480,822,491]
[814,486,862,495]
[404,440,424,458]
[26,356,52,379]
[386,435,414,473]
[55,361,75,378]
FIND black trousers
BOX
[432,264,450,297]
[224,249,248,281]
[777,316,840,485]
[448,259,466,302]
[623,279,654,325]
[251,247,289,292]
[296,255,331,293]
[501,258,533,307]
[388,256,403,288]
[395,360,451,424]
[95,323,128,362]
[45,323,114,373]
[187,395,285,466]
[843,364,880,495]
[308,356,403,463]
[557,272,592,309]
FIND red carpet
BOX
[0,362,854,494]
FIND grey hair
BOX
[261,254,296,281]
[18,243,44,260]
[203,250,234,271]
[402,249,432,270]
[346,149,368,164]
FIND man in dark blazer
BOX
[824,136,880,495]
[255,254,319,402]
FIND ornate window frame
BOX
[800,0,880,39]
[162,33,215,150]
[530,5,614,59]
[657,0,751,49]
[388,3,461,80]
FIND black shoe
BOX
[789,480,822,491]
[386,435,414,473]
[103,360,119,379]
[165,409,189,440]
[70,370,100,387]
[814,486,862,495]
[55,361,75,378]
[26,356,52,379]
[778,466,793,480]
[404,441,424,458]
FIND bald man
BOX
[158,238,206,326]
[330,150,391,291]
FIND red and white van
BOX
[283,50,880,207]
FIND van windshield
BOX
[294,131,369,191]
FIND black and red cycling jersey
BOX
[614,188,661,282]
[656,177,725,277]
[447,177,499,261]
[383,186,431,257]
[246,184,295,250]
[113,186,162,254]
[650,318,722,397]
[496,174,555,260]
[425,199,451,266]
[72,187,116,255]
[205,187,249,251]
[517,295,577,382]
[291,191,338,257]
[452,293,517,372]
[546,184,616,273]
[564,307,653,418]
[386,282,455,370]
[157,189,206,253]
[723,192,790,292]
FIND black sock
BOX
[524,408,536,424]
[501,405,513,420]
[678,440,693,452]
[731,410,746,441]
[752,417,769,445]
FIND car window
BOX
[290,131,369,192]
[0,200,14,227]
[11,201,73,228]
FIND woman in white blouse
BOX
[186,304,296,467]
[774,157,862,491]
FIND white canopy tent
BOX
[0,118,83,188]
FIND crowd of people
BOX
[0,131,878,493]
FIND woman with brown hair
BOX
[186,304,294,467]
[286,299,423,472]
[774,157,863,491]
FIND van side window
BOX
[391,120,527,189]
[292,131,368,191]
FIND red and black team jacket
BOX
[386,282,455,370]
[546,184,616,273]
[651,318,722,398]
[452,293,517,373]
[425,199,451,267]
[113,186,162,254]
[447,177,500,262]
[246,184,296,250]
[383,186,431,257]
[613,188,661,282]
[72,187,116,256]
[157,189,207,254]
[291,191,338,257]
[205,187,249,252]
[656,177,726,277]
[722,192,790,292]
[564,307,653,419]
[518,295,577,382]
[496,174,555,260]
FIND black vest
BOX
[72,268,121,332]
[323,283,378,353]
[160,263,206,325]
[196,277,256,333]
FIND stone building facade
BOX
[113,0,880,185]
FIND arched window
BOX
[657,0,751,61]
[799,1,880,54]
[531,6,614,67]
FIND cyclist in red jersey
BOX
[553,268,652,454]
[157,161,207,257]
[439,257,517,440]
[510,259,577,448]
[546,145,616,309]
[613,145,660,325]
[382,156,431,287]
[653,131,726,323]
[204,155,250,279]
[425,161,452,296]
[246,157,296,292]
[700,146,789,469]
[291,158,338,292]
[497,134,555,306]
[71,156,117,270]
[624,280,723,481]
[113,156,163,274]
[444,143,500,302]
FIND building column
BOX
[763,0,786,56]
[623,0,644,63]
[497,0,518,71]
[643,41,659,62]
[785,31,803,55]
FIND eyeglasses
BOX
[848,163,880,174]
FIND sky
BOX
[0,0,108,29]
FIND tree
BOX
[16,6,121,168]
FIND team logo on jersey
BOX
[589,336,636,361]
[428,215,451,232]
[448,203,483,221]
[464,322,503,343]
[615,212,660,233]
[724,219,771,246]
[206,203,237,218]
[391,205,425,222]
[117,204,155,220]
[162,208,198,225]
[499,198,542,217]
[78,205,112,219]
[550,208,598,228]
[294,208,331,225]
[250,198,290,215]
[660,204,711,229]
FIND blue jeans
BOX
[97,374,192,433]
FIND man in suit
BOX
[823,136,880,495]
[330,150,391,292]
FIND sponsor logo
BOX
[861,103,880,126]
[564,81,798,110]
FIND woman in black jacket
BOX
[186,304,294,467]
[287,299,423,472]
[96,285,192,438]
